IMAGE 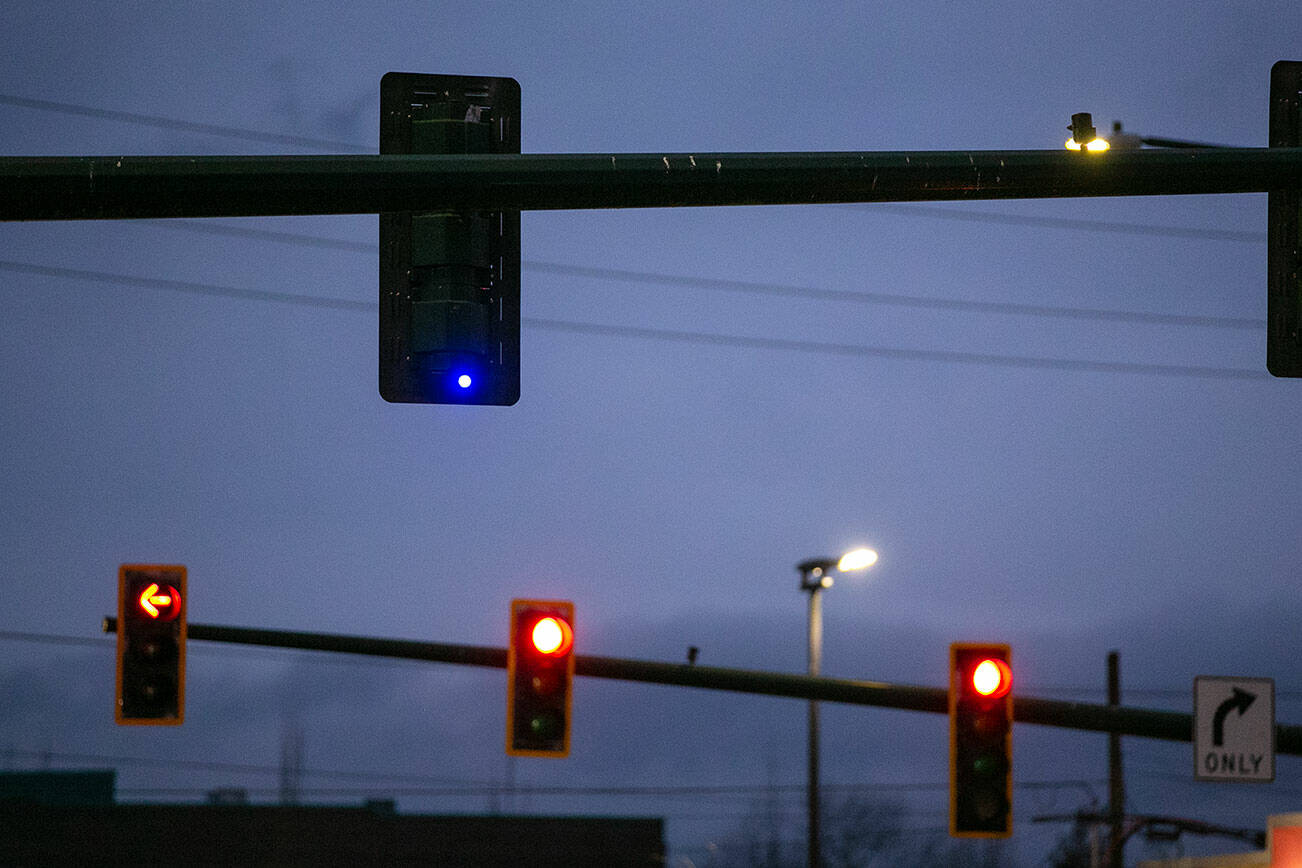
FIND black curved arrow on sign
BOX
[1212,688,1256,747]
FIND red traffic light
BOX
[507,599,575,757]
[970,657,1012,699]
[529,615,573,656]
[949,642,1013,838]
[117,565,187,726]
[135,582,182,621]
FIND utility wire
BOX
[0,747,1100,796]
[113,781,1099,798]
[844,203,1265,244]
[0,260,1265,380]
[0,747,492,786]
[0,628,438,670]
[525,262,1260,331]
[139,219,1263,330]
[1,90,1266,243]
[0,261,369,312]
[0,94,366,152]
[0,629,107,648]
[527,317,1265,381]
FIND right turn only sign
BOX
[1194,676,1275,782]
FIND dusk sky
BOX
[3,2,1301,864]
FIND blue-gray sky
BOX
[3,1,1301,863]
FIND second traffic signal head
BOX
[116,564,186,725]
[949,642,1013,838]
[378,72,521,405]
[506,600,575,757]
[1268,60,1302,377]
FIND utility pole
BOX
[807,583,823,868]
[1107,651,1125,868]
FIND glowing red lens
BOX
[971,658,1012,698]
[530,616,573,656]
[136,583,182,621]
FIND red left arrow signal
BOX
[137,582,181,621]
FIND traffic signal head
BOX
[1268,60,1302,377]
[116,564,186,725]
[949,643,1012,838]
[506,600,574,757]
[379,72,521,404]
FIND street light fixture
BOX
[1064,113,1235,151]
[797,546,878,868]
[1065,112,1110,152]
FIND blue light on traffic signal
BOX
[378,72,521,405]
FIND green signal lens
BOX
[972,753,999,776]
[529,714,560,738]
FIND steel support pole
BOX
[807,585,823,868]
[1107,651,1125,868]
[102,618,1302,753]
[6,147,1302,221]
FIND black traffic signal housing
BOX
[506,599,574,757]
[1269,60,1302,377]
[949,642,1012,838]
[379,72,521,404]
[116,564,186,725]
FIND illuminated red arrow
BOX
[138,583,175,619]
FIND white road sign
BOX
[1194,676,1275,782]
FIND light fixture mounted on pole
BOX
[797,546,878,868]
[1065,112,1110,152]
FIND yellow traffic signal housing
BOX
[116,564,186,725]
[949,642,1012,838]
[506,599,574,757]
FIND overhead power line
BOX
[523,261,1260,330]
[0,628,433,670]
[527,317,1265,380]
[0,747,1099,796]
[0,261,369,312]
[0,93,366,152]
[0,629,108,648]
[0,260,1265,380]
[138,220,1261,330]
[113,780,1098,799]
[0,747,491,787]
[849,203,1265,244]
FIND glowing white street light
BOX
[796,546,880,868]
[836,547,879,573]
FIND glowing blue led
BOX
[456,373,473,389]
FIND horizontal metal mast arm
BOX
[9,148,1302,221]
[103,617,1302,753]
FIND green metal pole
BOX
[7,147,1302,220]
[103,618,1302,754]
